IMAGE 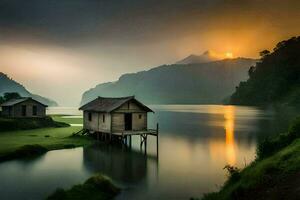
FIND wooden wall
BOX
[132,113,147,130]
[83,111,111,133]
[98,113,111,132]
[111,100,148,132]
[83,100,149,133]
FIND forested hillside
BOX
[81,58,256,105]
[230,37,300,107]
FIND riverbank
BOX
[201,118,300,200]
[0,115,93,162]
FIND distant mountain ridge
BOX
[176,51,219,64]
[81,58,257,105]
[0,72,58,106]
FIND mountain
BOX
[81,58,257,105]
[230,36,300,107]
[0,72,58,106]
[176,51,219,64]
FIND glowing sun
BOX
[225,52,233,58]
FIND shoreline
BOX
[200,118,300,200]
[0,115,93,163]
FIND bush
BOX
[47,174,120,200]
[0,116,69,132]
[223,165,241,183]
[257,117,300,159]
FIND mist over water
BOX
[0,105,293,200]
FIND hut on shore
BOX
[79,96,154,134]
[0,97,47,118]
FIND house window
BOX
[88,113,92,121]
[22,105,27,116]
[103,114,105,123]
[139,114,142,119]
[32,106,37,116]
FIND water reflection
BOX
[0,105,296,200]
[224,106,236,165]
[83,145,157,184]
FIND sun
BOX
[225,52,233,58]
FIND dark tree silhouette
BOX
[259,50,270,57]
[3,92,22,101]
[230,36,300,107]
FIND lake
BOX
[0,105,294,200]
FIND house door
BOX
[124,113,132,131]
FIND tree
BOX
[248,66,256,77]
[259,50,270,57]
[0,96,4,104]
[3,92,22,101]
[230,36,300,107]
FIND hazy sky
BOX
[0,0,300,106]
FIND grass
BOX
[201,139,300,200]
[0,115,92,162]
[51,115,83,125]
[47,174,120,200]
[200,117,300,200]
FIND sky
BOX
[0,0,299,106]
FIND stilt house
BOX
[79,96,154,134]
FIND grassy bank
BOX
[47,174,120,200]
[200,118,300,200]
[0,115,92,162]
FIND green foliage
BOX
[0,96,4,104]
[47,174,120,200]
[0,116,69,132]
[257,117,300,159]
[223,165,241,184]
[3,92,21,101]
[0,92,22,104]
[202,139,300,200]
[230,36,300,107]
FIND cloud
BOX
[0,0,299,105]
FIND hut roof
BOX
[79,96,153,113]
[0,97,48,107]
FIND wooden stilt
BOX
[156,123,159,157]
[144,134,147,154]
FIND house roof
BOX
[79,96,154,113]
[0,97,48,107]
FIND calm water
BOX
[0,105,294,200]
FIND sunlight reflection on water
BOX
[0,105,285,200]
